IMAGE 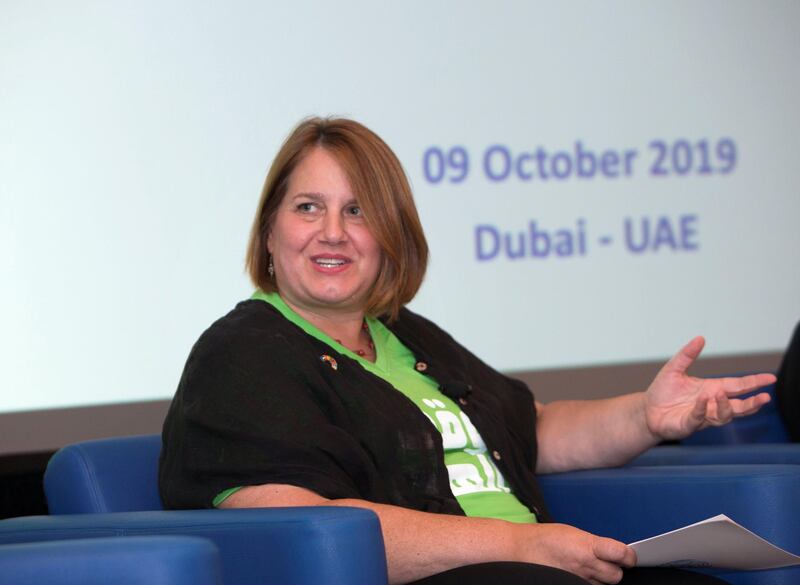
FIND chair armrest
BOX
[0,507,388,585]
[539,465,800,549]
[629,444,800,467]
[539,465,800,585]
[0,536,222,585]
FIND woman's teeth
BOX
[315,258,346,267]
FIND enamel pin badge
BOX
[320,354,338,371]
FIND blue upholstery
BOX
[0,508,388,585]
[44,434,163,513]
[631,444,800,467]
[540,465,800,585]
[0,535,222,585]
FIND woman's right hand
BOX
[512,523,636,585]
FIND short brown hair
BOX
[245,117,428,321]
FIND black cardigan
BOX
[159,300,551,522]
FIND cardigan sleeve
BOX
[158,308,369,509]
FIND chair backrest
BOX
[681,381,790,445]
[44,434,164,514]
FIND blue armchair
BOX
[0,507,388,585]
[2,435,389,585]
[3,434,800,585]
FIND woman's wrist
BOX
[639,391,666,446]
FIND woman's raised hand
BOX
[644,336,775,441]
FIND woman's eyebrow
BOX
[291,192,359,206]
[291,192,325,201]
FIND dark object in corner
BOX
[776,321,800,442]
[0,452,51,519]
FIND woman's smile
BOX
[310,253,352,272]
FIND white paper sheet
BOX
[630,515,800,570]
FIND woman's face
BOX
[268,147,382,318]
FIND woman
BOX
[159,117,774,585]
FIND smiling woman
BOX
[159,116,769,585]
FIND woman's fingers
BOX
[593,537,636,567]
[703,391,771,427]
[717,373,777,398]
[587,561,624,584]
[589,537,636,583]
[732,393,772,417]
[711,393,733,425]
[661,336,706,377]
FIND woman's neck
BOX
[281,296,376,362]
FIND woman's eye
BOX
[297,202,317,213]
[346,205,363,217]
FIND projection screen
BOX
[1,1,798,453]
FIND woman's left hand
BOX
[644,336,776,441]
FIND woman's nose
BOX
[321,212,346,243]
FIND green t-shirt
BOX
[217,291,537,524]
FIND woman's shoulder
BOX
[186,299,311,369]
[175,299,330,406]
[199,299,296,343]
[392,306,455,342]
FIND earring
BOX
[268,255,274,278]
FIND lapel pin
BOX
[320,354,338,371]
